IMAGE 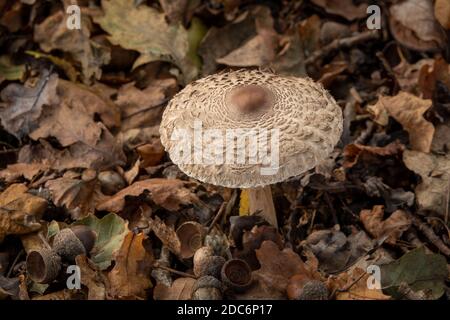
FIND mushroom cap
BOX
[160,69,343,188]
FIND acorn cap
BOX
[53,226,97,262]
[176,221,205,259]
[287,275,328,300]
[160,69,343,188]
[221,258,252,291]
[26,248,61,284]
[191,276,223,300]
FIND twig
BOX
[410,214,450,257]
[7,249,24,278]
[152,264,197,279]
[0,148,20,154]
[207,201,228,234]
[305,30,380,64]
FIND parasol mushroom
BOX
[159,69,343,228]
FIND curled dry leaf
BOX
[343,140,405,168]
[305,229,374,274]
[154,277,196,300]
[34,10,110,82]
[108,232,153,299]
[96,179,199,212]
[0,184,47,242]
[0,72,59,139]
[403,150,450,217]
[311,0,367,21]
[148,215,181,257]
[95,0,198,83]
[45,170,106,220]
[389,0,446,51]
[136,139,165,168]
[0,163,49,183]
[368,92,434,153]
[360,205,411,245]
[333,267,390,300]
[435,0,450,29]
[235,240,319,299]
[75,255,107,300]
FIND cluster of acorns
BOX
[26,225,97,283]
[191,246,252,300]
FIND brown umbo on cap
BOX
[160,69,343,188]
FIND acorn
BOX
[98,170,126,195]
[193,255,226,278]
[287,275,328,300]
[53,225,97,262]
[221,259,252,292]
[193,246,214,266]
[176,221,205,259]
[26,248,61,284]
[191,276,223,300]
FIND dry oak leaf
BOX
[360,205,411,245]
[0,163,50,183]
[0,184,47,242]
[136,139,165,168]
[343,140,405,168]
[418,57,450,99]
[148,215,181,257]
[45,170,106,220]
[403,150,450,217]
[154,277,196,300]
[435,0,450,29]
[334,267,390,300]
[0,72,59,139]
[389,0,447,51]
[368,92,434,153]
[97,178,199,212]
[75,255,107,300]
[95,0,198,84]
[311,0,367,21]
[108,232,153,299]
[116,79,177,132]
[236,240,319,299]
[34,10,110,82]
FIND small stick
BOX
[305,30,380,65]
[153,264,197,279]
[207,201,228,234]
[410,214,450,257]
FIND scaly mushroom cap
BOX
[160,69,343,188]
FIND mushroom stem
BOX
[245,186,277,228]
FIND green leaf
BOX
[46,220,61,239]
[0,56,25,82]
[75,213,129,270]
[380,247,448,299]
[187,17,207,71]
[95,0,199,84]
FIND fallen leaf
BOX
[75,213,129,270]
[403,150,450,217]
[96,178,199,212]
[311,0,367,21]
[34,10,110,82]
[389,0,446,51]
[368,92,434,153]
[148,215,181,257]
[159,0,189,23]
[335,267,390,300]
[115,78,177,131]
[0,184,47,242]
[418,57,450,99]
[305,229,374,274]
[343,140,405,168]
[26,51,79,83]
[0,71,59,139]
[136,139,165,168]
[0,163,49,183]
[380,247,448,299]
[236,240,318,299]
[434,0,450,29]
[75,255,107,300]
[154,277,195,300]
[0,55,25,83]
[108,232,153,299]
[95,0,198,83]
[360,205,411,245]
[45,170,106,220]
